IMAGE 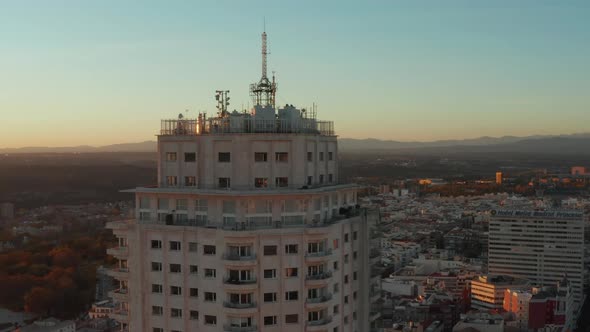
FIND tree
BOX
[24,286,57,315]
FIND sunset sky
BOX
[1,1,589,148]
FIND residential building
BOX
[452,312,503,332]
[106,31,381,332]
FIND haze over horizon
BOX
[1,1,589,148]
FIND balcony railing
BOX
[160,117,335,136]
[138,208,363,231]
[223,253,257,261]
[223,325,258,332]
[305,249,332,258]
[306,293,332,304]
[223,301,257,309]
[307,316,332,326]
[306,271,332,281]
[224,277,257,285]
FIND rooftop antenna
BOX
[250,23,277,107]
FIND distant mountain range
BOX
[2,133,590,155]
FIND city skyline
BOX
[2,1,590,148]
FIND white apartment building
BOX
[106,32,382,332]
[488,210,585,311]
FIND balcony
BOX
[108,288,129,301]
[306,293,333,305]
[305,271,333,286]
[307,316,332,327]
[223,301,257,309]
[107,267,129,280]
[223,253,257,263]
[223,325,258,332]
[224,277,257,285]
[306,271,332,281]
[106,220,131,230]
[110,308,129,322]
[107,247,128,257]
[305,249,333,262]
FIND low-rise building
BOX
[16,318,75,332]
[470,274,529,311]
[452,312,504,332]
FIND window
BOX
[166,152,177,161]
[319,152,324,161]
[307,176,313,185]
[275,152,288,162]
[190,288,198,297]
[333,239,339,249]
[344,254,349,263]
[353,251,358,260]
[286,314,298,324]
[153,328,163,332]
[205,315,217,325]
[169,241,181,251]
[204,245,216,255]
[285,244,298,254]
[264,292,277,302]
[344,233,349,242]
[286,267,298,277]
[264,269,277,279]
[189,265,198,274]
[333,283,339,293]
[218,177,231,188]
[328,174,333,183]
[166,176,178,186]
[139,211,151,221]
[140,196,150,209]
[190,310,198,320]
[204,292,216,302]
[151,262,162,271]
[255,177,268,188]
[319,174,324,184]
[184,152,196,162]
[353,231,358,240]
[152,284,163,293]
[264,316,277,326]
[152,306,163,316]
[218,152,231,162]
[170,264,181,273]
[204,268,216,278]
[308,311,323,322]
[328,152,333,161]
[170,286,182,295]
[195,199,208,212]
[333,305,339,314]
[185,176,196,186]
[307,152,313,161]
[353,291,357,299]
[275,177,288,187]
[151,240,162,249]
[333,261,339,270]
[344,275,349,284]
[264,245,277,256]
[171,308,182,318]
[255,152,268,162]
[353,271,358,281]
[188,242,198,252]
[285,291,298,301]
[344,295,349,304]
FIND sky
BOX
[1,1,589,148]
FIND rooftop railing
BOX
[160,118,335,136]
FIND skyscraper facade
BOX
[106,32,381,332]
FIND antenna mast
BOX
[250,27,277,108]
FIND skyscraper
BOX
[488,210,584,313]
[106,32,381,332]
